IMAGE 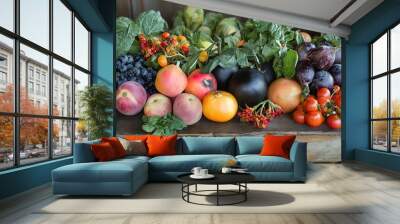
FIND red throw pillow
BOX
[91,142,117,162]
[260,135,296,159]
[101,137,126,158]
[146,135,177,157]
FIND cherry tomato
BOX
[304,96,319,112]
[317,88,331,99]
[178,35,187,41]
[157,55,168,67]
[181,44,190,54]
[198,51,208,63]
[305,111,324,127]
[293,109,305,124]
[327,114,341,129]
[160,41,168,47]
[332,93,341,108]
[296,104,304,112]
[161,32,170,39]
[318,96,330,105]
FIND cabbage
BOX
[215,17,241,47]
[183,6,204,31]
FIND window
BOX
[28,81,34,94]
[370,23,400,154]
[0,0,91,170]
[0,0,14,31]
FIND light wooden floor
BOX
[1,162,400,224]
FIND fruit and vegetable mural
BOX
[115,6,342,136]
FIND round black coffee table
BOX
[177,173,255,206]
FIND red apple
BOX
[144,93,172,117]
[173,93,202,125]
[185,69,217,100]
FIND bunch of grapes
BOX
[238,100,284,129]
[116,54,157,94]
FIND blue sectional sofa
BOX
[52,136,307,196]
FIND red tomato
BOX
[318,96,330,105]
[296,104,304,112]
[304,97,319,112]
[305,111,324,127]
[327,114,341,129]
[332,93,341,108]
[161,32,170,39]
[317,88,331,99]
[293,109,305,124]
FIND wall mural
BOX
[115,4,342,162]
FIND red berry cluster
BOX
[238,100,284,129]
[138,34,159,59]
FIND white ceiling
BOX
[117,0,384,38]
[224,0,352,22]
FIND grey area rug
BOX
[38,183,362,214]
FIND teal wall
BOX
[0,0,115,200]
[344,0,400,171]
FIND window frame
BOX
[0,0,92,171]
[370,20,400,154]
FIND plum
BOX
[329,64,341,85]
[311,70,334,92]
[308,46,336,70]
[297,42,316,61]
[334,48,341,64]
[296,60,315,86]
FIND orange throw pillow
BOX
[91,142,117,162]
[146,135,177,157]
[101,137,126,158]
[124,135,148,141]
[260,135,296,159]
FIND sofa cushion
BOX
[90,142,118,162]
[73,140,100,163]
[235,136,263,155]
[180,137,235,155]
[53,158,147,183]
[101,137,127,158]
[260,135,296,159]
[236,155,293,172]
[149,154,235,172]
[147,135,177,157]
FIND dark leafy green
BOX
[137,10,168,35]
[142,114,187,136]
[273,49,298,79]
[116,11,167,57]
[116,17,140,58]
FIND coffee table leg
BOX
[216,184,219,206]
[245,183,247,201]
[195,184,198,192]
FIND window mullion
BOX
[71,10,76,155]
[387,30,391,152]
[48,0,54,160]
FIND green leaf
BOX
[202,12,224,32]
[261,46,278,62]
[141,114,187,136]
[137,10,168,36]
[282,49,298,78]
[116,17,140,58]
